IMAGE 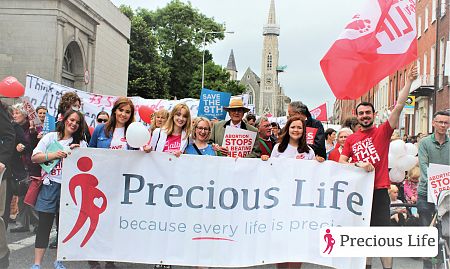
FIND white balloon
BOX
[126,122,150,148]
[388,154,395,169]
[395,155,418,172]
[389,168,405,183]
[389,140,406,157]
[405,143,418,156]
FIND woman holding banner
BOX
[149,103,192,157]
[185,117,216,156]
[89,97,135,151]
[30,109,87,269]
[88,97,136,269]
[262,116,324,269]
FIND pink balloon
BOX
[0,76,25,98]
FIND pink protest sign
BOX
[222,126,257,158]
[22,96,42,126]
[427,163,450,204]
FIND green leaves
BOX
[121,0,241,101]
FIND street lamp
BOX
[201,31,234,89]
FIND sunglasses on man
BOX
[97,118,108,123]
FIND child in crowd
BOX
[389,184,408,226]
[404,165,419,204]
[404,165,420,217]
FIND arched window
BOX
[267,53,272,70]
[61,41,84,89]
[63,47,73,73]
[246,86,254,105]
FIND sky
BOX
[110,0,365,110]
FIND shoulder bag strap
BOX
[192,143,203,155]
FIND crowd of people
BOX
[0,66,448,269]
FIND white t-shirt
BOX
[32,132,87,184]
[271,143,315,160]
[110,127,127,150]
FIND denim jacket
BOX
[89,124,112,149]
[89,124,137,150]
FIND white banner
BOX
[25,74,200,127]
[58,148,374,269]
[427,163,450,204]
[222,126,257,158]
[24,74,251,127]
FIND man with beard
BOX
[339,65,417,269]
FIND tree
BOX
[120,6,170,99]
[139,0,225,99]
[188,61,246,98]
[121,1,239,100]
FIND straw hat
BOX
[224,98,250,112]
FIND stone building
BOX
[0,0,131,96]
[231,0,290,117]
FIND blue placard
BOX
[42,113,56,134]
[197,88,231,120]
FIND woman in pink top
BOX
[149,103,192,157]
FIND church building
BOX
[228,0,290,116]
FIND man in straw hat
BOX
[210,98,261,157]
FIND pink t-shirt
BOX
[163,134,181,153]
[341,121,394,190]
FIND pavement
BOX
[5,223,424,269]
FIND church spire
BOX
[263,0,279,36]
[267,0,276,24]
[227,49,237,72]
[226,49,237,81]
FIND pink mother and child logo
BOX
[62,157,107,247]
[323,229,336,255]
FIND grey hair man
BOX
[287,101,326,158]
[255,116,276,158]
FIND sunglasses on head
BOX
[97,118,108,123]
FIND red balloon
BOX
[0,76,25,98]
[138,105,154,124]
[88,126,95,136]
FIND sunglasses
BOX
[97,118,108,123]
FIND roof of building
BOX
[226,49,237,72]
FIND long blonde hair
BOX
[163,103,191,139]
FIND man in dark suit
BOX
[0,100,14,268]
[210,98,261,158]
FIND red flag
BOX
[310,103,328,121]
[306,127,318,145]
[320,0,417,100]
